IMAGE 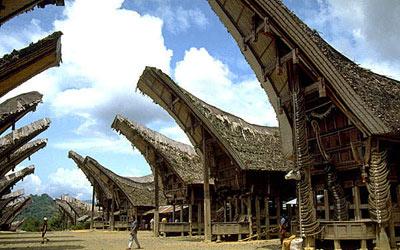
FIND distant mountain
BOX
[16,194,58,221]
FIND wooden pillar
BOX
[202,131,212,242]
[180,204,184,236]
[197,202,202,235]
[90,186,95,230]
[353,186,361,220]
[172,203,175,222]
[234,197,239,219]
[154,167,160,237]
[255,196,261,239]
[228,200,232,222]
[265,197,270,239]
[189,189,194,237]
[110,194,115,231]
[223,201,227,222]
[247,196,252,237]
[276,196,281,226]
[397,185,400,208]
[324,189,330,220]
[241,198,245,216]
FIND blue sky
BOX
[4,0,399,200]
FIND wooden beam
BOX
[202,128,212,242]
[154,167,160,237]
[197,202,202,236]
[255,196,261,240]
[90,186,95,230]
[353,186,361,221]
[180,204,184,236]
[324,189,330,220]
[247,196,253,238]
[265,197,270,239]
[189,188,194,237]
[110,192,115,231]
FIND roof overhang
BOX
[0,91,43,134]
[0,0,64,25]
[0,165,34,195]
[0,31,62,97]
[0,138,47,177]
[0,196,32,225]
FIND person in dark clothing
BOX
[41,217,49,244]
[127,218,141,249]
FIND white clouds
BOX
[174,47,277,126]
[303,0,400,80]
[13,167,92,200]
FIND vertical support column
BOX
[223,201,227,222]
[110,193,115,231]
[265,197,270,239]
[397,185,400,208]
[324,189,330,220]
[234,196,239,219]
[90,186,95,230]
[154,167,160,237]
[255,196,261,239]
[202,129,212,242]
[228,200,233,222]
[180,203,184,236]
[197,202,202,235]
[189,188,194,237]
[276,196,281,227]
[247,196,252,238]
[172,202,176,222]
[353,186,361,220]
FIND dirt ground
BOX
[0,230,281,250]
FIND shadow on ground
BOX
[0,235,74,240]
[0,239,83,245]
[4,245,84,250]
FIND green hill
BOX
[16,194,58,221]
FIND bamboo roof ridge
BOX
[0,0,64,25]
[0,91,43,135]
[0,118,50,160]
[112,115,203,185]
[84,156,166,207]
[138,67,289,172]
[0,31,62,97]
[207,0,400,136]
[68,150,113,200]
[0,139,47,177]
[0,196,32,226]
[0,166,34,196]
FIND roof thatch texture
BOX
[0,0,64,25]
[0,196,32,225]
[0,118,50,160]
[112,115,203,184]
[84,156,166,207]
[0,31,62,97]
[0,139,47,177]
[138,67,289,172]
[0,91,43,135]
[207,0,400,136]
[127,174,154,183]
[68,150,113,200]
[55,198,76,222]
[0,166,34,196]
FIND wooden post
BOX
[90,186,95,230]
[397,185,400,208]
[324,189,330,220]
[110,194,115,231]
[228,200,232,222]
[234,196,239,219]
[197,202,202,235]
[180,204,184,236]
[276,196,281,226]
[255,196,261,240]
[223,201,227,222]
[247,196,252,238]
[154,167,160,237]
[172,201,176,222]
[202,131,212,242]
[353,186,361,220]
[189,188,194,237]
[265,197,270,239]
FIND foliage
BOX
[17,194,58,221]
[70,221,90,230]
[20,217,41,231]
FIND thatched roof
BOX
[208,0,400,136]
[138,67,289,172]
[0,191,23,211]
[68,150,113,200]
[0,166,34,196]
[0,196,32,225]
[0,91,42,135]
[55,198,76,223]
[0,0,64,25]
[112,115,203,185]
[0,31,62,97]
[127,175,154,183]
[0,118,50,160]
[0,139,47,177]
[84,156,165,207]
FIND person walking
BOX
[127,218,141,249]
[41,217,49,244]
